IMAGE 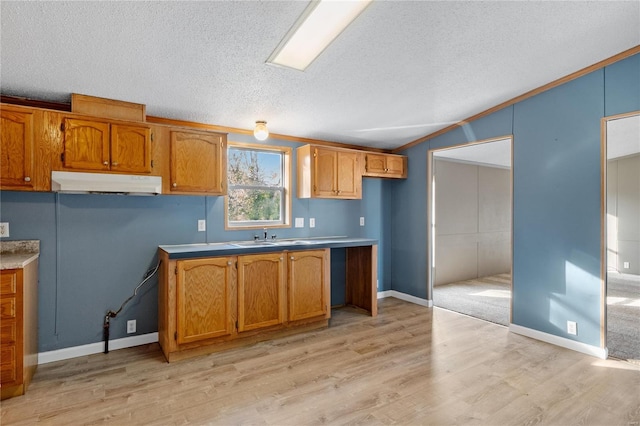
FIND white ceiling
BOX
[607,114,640,160]
[1,1,639,151]
[433,138,511,168]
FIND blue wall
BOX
[394,53,639,348]
[0,133,386,352]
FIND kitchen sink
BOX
[230,241,278,247]
[230,239,316,248]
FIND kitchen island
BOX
[158,237,377,362]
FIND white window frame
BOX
[225,142,291,230]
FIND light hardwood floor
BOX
[2,298,639,425]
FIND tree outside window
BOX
[226,144,290,228]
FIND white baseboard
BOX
[38,332,159,365]
[378,290,432,307]
[509,324,607,359]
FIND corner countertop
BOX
[159,237,378,259]
[0,240,40,270]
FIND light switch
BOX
[309,218,316,228]
[360,217,365,226]
[198,220,206,232]
[295,217,304,228]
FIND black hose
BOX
[103,261,160,354]
[103,315,110,354]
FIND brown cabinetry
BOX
[0,261,38,400]
[238,253,286,332]
[62,118,151,173]
[176,257,236,344]
[363,153,407,178]
[0,107,34,190]
[169,129,227,194]
[158,247,330,362]
[297,145,362,199]
[288,250,330,321]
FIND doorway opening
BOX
[604,112,640,363]
[428,137,513,326]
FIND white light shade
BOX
[267,0,372,71]
[254,121,269,141]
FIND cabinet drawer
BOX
[0,321,17,343]
[0,345,17,384]
[0,298,16,319]
[0,271,17,295]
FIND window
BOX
[226,143,291,229]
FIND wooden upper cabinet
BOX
[287,249,330,322]
[170,130,227,195]
[63,118,110,171]
[237,253,285,332]
[176,257,235,344]
[0,107,34,190]
[363,153,407,178]
[297,145,362,199]
[110,124,151,173]
[62,118,151,173]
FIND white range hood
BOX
[51,171,162,195]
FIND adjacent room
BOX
[431,138,512,326]
[606,113,640,363]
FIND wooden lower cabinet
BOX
[288,250,330,321]
[176,257,235,344]
[0,261,38,400]
[158,248,330,362]
[237,253,286,332]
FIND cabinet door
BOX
[365,153,387,174]
[170,130,226,194]
[0,108,34,189]
[385,155,405,176]
[238,253,285,332]
[313,148,337,197]
[110,124,151,173]
[176,258,235,344]
[63,118,110,171]
[288,250,329,321]
[335,151,360,198]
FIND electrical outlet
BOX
[309,218,315,228]
[295,217,304,228]
[0,222,9,238]
[127,320,136,334]
[360,217,365,226]
[198,219,206,232]
[567,321,577,335]
[623,262,630,269]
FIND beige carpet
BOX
[607,272,640,364]
[433,273,511,326]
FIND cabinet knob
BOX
[112,162,119,167]
[227,261,232,266]
[173,183,177,188]
[24,176,31,182]
[103,161,109,166]
[290,256,294,260]
[279,257,283,261]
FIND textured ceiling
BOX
[1,1,639,150]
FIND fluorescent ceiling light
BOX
[267,0,372,71]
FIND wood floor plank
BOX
[1,298,639,425]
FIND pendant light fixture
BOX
[254,121,269,141]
